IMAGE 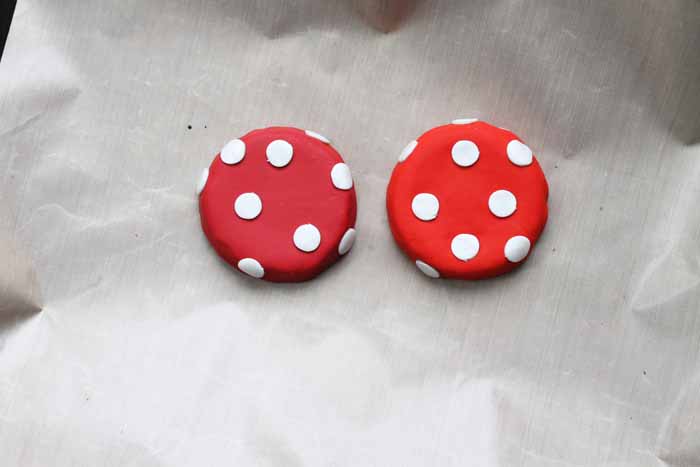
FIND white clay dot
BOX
[338,228,356,255]
[293,224,321,253]
[504,236,531,263]
[488,190,517,218]
[266,139,294,167]
[305,130,331,144]
[234,192,262,220]
[451,140,480,167]
[451,118,479,125]
[398,140,418,162]
[220,139,246,165]
[411,193,439,221]
[237,258,265,278]
[196,168,209,195]
[507,140,533,166]
[451,234,480,261]
[331,163,353,190]
[415,260,440,278]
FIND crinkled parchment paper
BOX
[1,0,699,465]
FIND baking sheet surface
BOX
[1,0,699,465]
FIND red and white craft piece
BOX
[198,127,357,282]
[386,119,548,279]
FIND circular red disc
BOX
[386,120,548,279]
[198,127,357,282]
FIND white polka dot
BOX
[220,139,246,165]
[415,260,440,278]
[338,228,356,255]
[196,168,209,195]
[504,236,531,263]
[238,258,265,278]
[305,130,330,144]
[266,139,293,167]
[451,140,480,167]
[411,193,439,221]
[451,234,480,261]
[331,163,353,190]
[507,140,533,166]
[398,140,418,162]
[234,192,262,220]
[293,224,321,252]
[451,118,479,125]
[488,190,517,218]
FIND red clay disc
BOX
[198,127,357,282]
[386,119,548,279]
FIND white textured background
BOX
[1,0,699,466]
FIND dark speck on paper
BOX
[187,125,192,130]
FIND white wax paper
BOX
[1,0,699,465]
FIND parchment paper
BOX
[1,0,699,465]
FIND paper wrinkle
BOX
[0,203,42,322]
[655,369,700,466]
[631,147,700,313]
[2,0,700,465]
[0,45,81,135]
